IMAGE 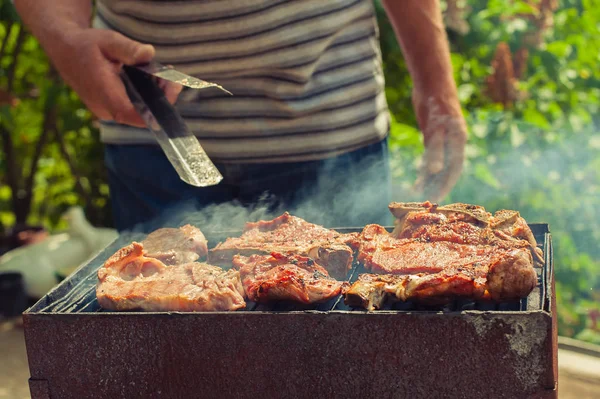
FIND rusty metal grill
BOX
[23,223,557,399]
[30,224,551,315]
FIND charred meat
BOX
[346,202,540,310]
[97,242,245,312]
[209,212,357,279]
[389,201,543,264]
[346,245,536,310]
[232,252,346,304]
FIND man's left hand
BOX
[412,92,468,203]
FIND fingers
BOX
[439,124,466,194]
[60,29,179,127]
[99,73,181,128]
[419,172,446,203]
[413,127,445,197]
[164,82,183,104]
[423,128,445,174]
[414,120,467,202]
[156,72,183,104]
[98,31,155,65]
[92,61,146,127]
[95,34,181,126]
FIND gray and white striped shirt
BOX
[95,0,390,163]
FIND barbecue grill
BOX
[23,224,557,398]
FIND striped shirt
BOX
[95,0,390,163]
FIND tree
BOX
[0,0,111,230]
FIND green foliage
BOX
[0,0,110,229]
[378,0,600,343]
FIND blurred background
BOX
[0,0,599,397]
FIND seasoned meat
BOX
[347,202,540,310]
[209,212,357,279]
[359,225,534,276]
[141,224,208,265]
[97,242,245,312]
[389,202,543,264]
[389,201,490,227]
[346,245,537,310]
[232,252,346,304]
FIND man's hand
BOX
[54,29,182,127]
[382,0,467,202]
[14,0,181,128]
[412,93,467,202]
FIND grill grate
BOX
[33,225,550,314]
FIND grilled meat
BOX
[346,202,540,310]
[97,242,245,312]
[346,243,536,310]
[209,212,357,279]
[358,225,532,276]
[389,201,490,227]
[232,253,346,304]
[141,224,208,265]
[389,201,544,264]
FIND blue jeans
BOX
[104,139,392,232]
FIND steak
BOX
[209,213,357,279]
[389,201,544,264]
[346,244,536,310]
[346,202,540,310]
[358,224,535,275]
[141,224,208,265]
[97,242,245,312]
[232,253,346,304]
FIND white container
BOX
[0,207,118,298]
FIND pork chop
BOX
[347,201,541,309]
[346,242,536,310]
[141,224,208,265]
[97,242,245,312]
[232,252,346,304]
[389,202,544,264]
[209,213,357,279]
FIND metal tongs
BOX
[120,62,231,187]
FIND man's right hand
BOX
[52,29,182,127]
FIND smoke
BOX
[125,141,394,235]
[449,121,600,264]
[286,147,392,228]
[122,120,600,265]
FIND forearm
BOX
[14,0,92,56]
[382,0,457,97]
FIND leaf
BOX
[457,83,476,102]
[546,42,573,59]
[471,123,488,139]
[0,184,11,201]
[506,18,528,34]
[523,108,551,129]
[511,1,540,16]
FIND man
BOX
[15,0,467,231]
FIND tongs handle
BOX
[122,65,187,139]
[120,65,224,187]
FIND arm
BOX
[382,0,458,104]
[382,0,467,201]
[14,0,93,50]
[13,0,180,127]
